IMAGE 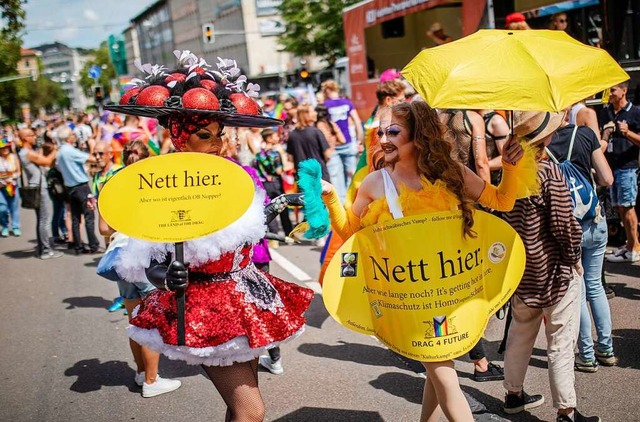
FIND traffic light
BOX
[94,86,104,103]
[299,68,310,82]
[202,23,215,44]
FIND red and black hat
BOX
[105,51,282,129]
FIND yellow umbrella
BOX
[401,29,629,112]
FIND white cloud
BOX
[23,0,158,48]
[84,9,99,22]
[55,26,80,41]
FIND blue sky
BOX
[22,0,156,49]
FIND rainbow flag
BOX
[113,127,147,146]
[433,316,449,337]
[3,182,15,197]
[318,124,380,284]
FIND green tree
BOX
[79,42,116,98]
[17,76,70,112]
[0,0,26,119]
[277,0,359,67]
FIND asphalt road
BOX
[1,209,639,421]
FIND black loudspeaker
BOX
[381,17,405,38]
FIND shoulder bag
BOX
[20,162,42,210]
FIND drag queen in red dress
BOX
[108,52,313,421]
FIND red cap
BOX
[505,12,526,27]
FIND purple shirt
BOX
[324,98,355,144]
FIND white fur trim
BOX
[114,189,266,282]
[127,325,304,366]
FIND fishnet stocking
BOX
[201,360,265,422]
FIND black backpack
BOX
[46,167,67,201]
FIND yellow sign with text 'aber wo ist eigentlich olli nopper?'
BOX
[98,153,255,243]
[323,210,526,362]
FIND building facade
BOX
[32,42,91,110]
[17,48,42,79]
[130,0,175,68]
[125,0,316,91]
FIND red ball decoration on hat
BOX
[229,93,259,115]
[119,87,141,105]
[135,85,170,106]
[165,73,186,84]
[182,87,220,110]
[200,79,218,91]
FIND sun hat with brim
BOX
[512,111,566,144]
[105,52,283,129]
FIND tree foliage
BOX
[79,42,116,97]
[277,0,360,67]
[0,0,26,119]
[17,76,71,112]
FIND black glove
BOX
[145,259,189,292]
[165,260,189,292]
[264,193,305,224]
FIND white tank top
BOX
[568,103,586,125]
[381,168,404,219]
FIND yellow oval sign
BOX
[98,153,255,242]
[323,210,525,362]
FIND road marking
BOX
[305,281,323,295]
[269,250,323,294]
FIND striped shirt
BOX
[501,160,582,308]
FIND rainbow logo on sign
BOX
[433,316,449,337]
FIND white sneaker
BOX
[259,355,284,375]
[606,248,640,263]
[40,251,63,260]
[134,371,145,387]
[142,375,182,398]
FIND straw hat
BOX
[512,111,566,144]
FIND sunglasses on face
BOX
[556,19,567,23]
[94,152,106,156]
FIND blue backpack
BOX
[545,126,598,222]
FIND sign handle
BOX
[175,242,186,346]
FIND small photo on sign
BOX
[341,252,358,277]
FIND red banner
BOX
[342,0,487,119]
[343,5,368,84]
[364,0,450,27]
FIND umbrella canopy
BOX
[402,29,629,112]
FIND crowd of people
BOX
[0,111,173,259]
[0,31,638,420]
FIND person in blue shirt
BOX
[598,81,640,263]
[55,126,102,254]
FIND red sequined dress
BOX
[117,190,314,366]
